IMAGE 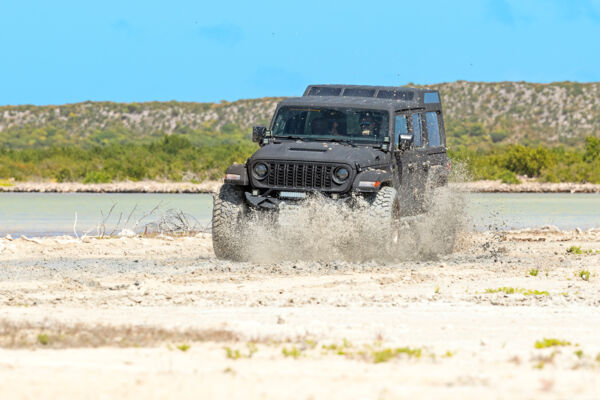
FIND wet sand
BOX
[1,229,599,399]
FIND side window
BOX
[412,113,423,147]
[425,112,441,147]
[394,115,408,146]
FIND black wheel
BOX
[212,184,247,260]
[365,186,401,258]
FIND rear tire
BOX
[212,184,247,260]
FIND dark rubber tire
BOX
[212,184,247,260]
[365,186,401,258]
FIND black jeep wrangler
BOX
[212,84,450,259]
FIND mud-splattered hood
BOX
[249,140,390,170]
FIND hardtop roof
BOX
[277,84,441,112]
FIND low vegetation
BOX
[449,137,600,184]
[372,347,422,363]
[534,338,572,349]
[0,135,256,182]
[567,245,584,254]
[529,269,539,277]
[225,343,258,360]
[281,346,302,359]
[176,344,191,352]
[578,269,591,281]
[1,134,598,184]
[566,246,598,255]
[484,287,549,296]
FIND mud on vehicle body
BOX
[212,85,451,260]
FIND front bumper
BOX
[244,191,350,210]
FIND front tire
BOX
[365,186,401,258]
[212,184,247,260]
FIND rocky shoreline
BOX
[1,179,599,193]
[0,180,222,193]
[452,179,600,193]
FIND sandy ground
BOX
[1,229,600,399]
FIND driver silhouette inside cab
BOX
[359,113,380,137]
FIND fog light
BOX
[331,193,339,199]
[225,174,241,181]
[252,189,259,196]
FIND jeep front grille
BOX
[266,162,334,190]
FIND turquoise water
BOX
[0,193,213,237]
[0,192,598,237]
[465,193,600,231]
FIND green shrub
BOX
[499,170,521,184]
[83,170,112,183]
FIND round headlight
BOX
[253,163,268,179]
[333,167,350,184]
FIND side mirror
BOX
[398,134,413,150]
[252,126,267,143]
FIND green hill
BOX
[0,81,599,183]
[1,81,599,149]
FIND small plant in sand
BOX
[225,347,242,360]
[282,346,302,359]
[485,287,549,296]
[529,269,539,277]
[224,343,258,359]
[37,333,49,346]
[322,339,353,356]
[574,350,584,359]
[442,350,455,358]
[372,347,422,363]
[176,344,190,352]
[434,286,440,294]
[578,269,591,281]
[567,246,583,254]
[534,338,571,349]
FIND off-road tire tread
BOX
[212,184,246,260]
[367,186,397,220]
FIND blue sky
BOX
[1,0,599,105]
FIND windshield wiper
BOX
[274,135,308,141]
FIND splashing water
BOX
[236,187,467,263]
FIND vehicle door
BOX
[423,111,447,189]
[393,111,427,208]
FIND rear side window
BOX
[412,114,423,147]
[342,88,376,97]
[426,112,441,147]
[424,92,440,103]
[394,115,408,145]
[377,90,415,101]
[307,87,342,96]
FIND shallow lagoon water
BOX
[0,192,598,237]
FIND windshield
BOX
[272,106,389,143]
